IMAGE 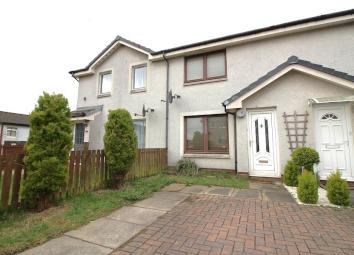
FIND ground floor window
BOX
[185,114,228,154]
[74,123,85,145]
[133,120,146,148]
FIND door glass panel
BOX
[321,113,339,120]
[186,117,204,150]
[255,119,259,152]
[265,119,269,153]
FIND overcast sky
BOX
[0,0,353,114]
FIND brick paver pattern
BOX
[112,195,354,255]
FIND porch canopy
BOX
[308,95,354,105]
[222,56,354,110]
[71,105,103,121]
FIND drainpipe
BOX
[0,123,3,154]
[163,53,170,165]
[223,104,238,174]
[0,123,3,143]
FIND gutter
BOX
[163,53,170,165]
[71,74,79,82]
[223,104,237,174]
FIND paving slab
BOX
[162,183,186,192]
[263,191,296,203]
[107,206,165,225]
[65,218,143,249]
[133,196,184,211]
[151,191,189,201]
[249,182,284,191]
[206,187,234,196]
[19,236,112,255]
[232,189,261,199]
[113,193,354,255]
[180,185,211,194]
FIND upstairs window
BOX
[132,64,147,91]
[185,50,226,83]
[99,71,112,95]
[6,127,17,138]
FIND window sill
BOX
[184,77,227,86]
[131,88,146,94]
[183,153,230,159]
[97,93,111,98]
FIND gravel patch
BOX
[283,184,341,208]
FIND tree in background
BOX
[104,109,137,187]
[22,92,72,210]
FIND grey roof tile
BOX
[0,111,29,126]
[71,105,103,118]
[69,36,154,74]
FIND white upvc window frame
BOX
[6,126,18,138]
[130,61,148,93]
[97,69,113,97]
[132,118,146,149]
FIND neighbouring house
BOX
[0,111,30,146]
[69,9,354,181]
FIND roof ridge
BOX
[152,8,354,55]
[69,8,354,75]
[0,110,29,116]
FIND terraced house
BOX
[69,9,354,181]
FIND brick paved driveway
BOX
[113,190,354,255]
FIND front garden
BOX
[283,147,351,207]
[0,172,248,255]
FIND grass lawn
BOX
[0,171,247,255]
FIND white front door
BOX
[315,105,352,179]
[248,110,279,177]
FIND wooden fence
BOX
[0,148,167,210]
[0,144,24,155]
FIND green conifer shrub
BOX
[104,109,137,187]
[327,170,350,206]
[283,160,301,186]
[22,93,72,210]
[297,170,318,204]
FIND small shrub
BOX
[283,160,301,186]
[326,170,350,206]
[297,170,318,204]
[104,109,137,187]
[176,158,199,176]
[291,147,320,172]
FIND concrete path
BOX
[19,191,189,255]
[19,182,296,255]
